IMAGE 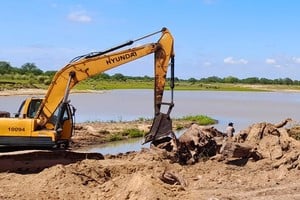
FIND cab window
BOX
[27,100,42,118]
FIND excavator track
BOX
[0,149,104,174]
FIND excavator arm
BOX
[35,27,175,143]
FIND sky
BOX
[1,0,300,80]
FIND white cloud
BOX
[223,57,248,65]
[67,11,92,23]
[292,57,300,64]
[265,58,276,64]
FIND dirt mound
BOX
[1,148,299,200]
[231,119,300,169]
[0,120,299,199]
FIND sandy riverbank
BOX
[0,88,105,96]
[0,88,47,96]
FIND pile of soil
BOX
[0,120,299,199]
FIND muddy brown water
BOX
[1,89,300,154]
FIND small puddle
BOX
[82,129,186,155]
[84,137,146,155]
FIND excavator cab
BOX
[14,98,42,119]
[12,97,75,148]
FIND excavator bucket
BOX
[144,112,173,144]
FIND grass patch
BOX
[107,128,145,141]
[74,79,155,90]
[174,124,185,130]
[179,115,216,125]
[121,128,144,138]
[74,80,265,92]
[108,133,123,141]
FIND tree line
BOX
[186,76,299,85]
[1,61,299,86]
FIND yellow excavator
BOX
[0,27,175,150]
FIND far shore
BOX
[0,88,106,96]
[1,86,300,97]
[0,89,47,96]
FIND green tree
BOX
[112,73,126,81]
[200,76,222,83]
[223,76,239,83]
[143,75,153,81]
[92,72,111,80]
[283,77,293,85]
[259,78,272,84]
[0,61,14,74]
[44,70,57,76]
[242,77,259,84]
[21,63,43,75]
[187,77,197,84]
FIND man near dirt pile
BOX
[226,122,235,138]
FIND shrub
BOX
[108,133,122,141]
[180,115,216,125]
[122,128,144,138]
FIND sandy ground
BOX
[0,149,299,200]
[0,120,300,200]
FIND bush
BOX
[180,115,216,125]
[108,133,122,141]
[122,128,144,138]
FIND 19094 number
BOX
[8,127,25,132]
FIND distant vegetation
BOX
[0,61,55,90]
[1,61,300,91]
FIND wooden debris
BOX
[159,168,187,187]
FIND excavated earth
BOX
[0,118,300,200]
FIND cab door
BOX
[44,103,74,145]
[59,104,74,141]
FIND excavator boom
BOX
[36,27,175,132]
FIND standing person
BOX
[226,122,235,138]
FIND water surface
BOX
[1,90,299,154]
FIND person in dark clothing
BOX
[226,122,235,138]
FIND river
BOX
[70,90,300,132]
[1,89,300,154]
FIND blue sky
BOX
[1,0,300,80]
